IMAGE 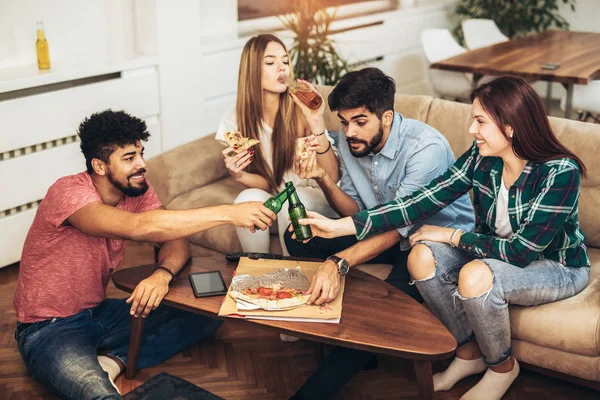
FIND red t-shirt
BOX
[14,172,163,323]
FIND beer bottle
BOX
[253,184,293,230]
[36,21,51,70]
[280,74,323,110]
[263,185,293,213]
[286,182,313,241]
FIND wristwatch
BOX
[326,255,350,276]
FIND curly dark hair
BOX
[78,110,150,174]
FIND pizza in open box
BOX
[229,267,311,311]
[229,285,310,310]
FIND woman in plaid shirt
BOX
[293,76,590,400]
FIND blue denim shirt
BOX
[338,112,475,250]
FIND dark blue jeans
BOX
[284,229,423,400]
[15,298,223,400]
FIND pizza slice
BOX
[296,137,311,160]
[224,131,260,153]
[229,285,310,311]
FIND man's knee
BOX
[407,244,436,280]
[458,260,493,298]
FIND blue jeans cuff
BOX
[482,347,512,366]
[456,332,475,348]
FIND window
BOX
[238,0,374,21]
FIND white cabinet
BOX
[0,61,161,268]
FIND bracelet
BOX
[316,141,332,155]
[450,228,462,248]
[313,129,326,137]
[153,265,175,285]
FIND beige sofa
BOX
[146,86,600,387]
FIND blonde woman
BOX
[216,34,339,255]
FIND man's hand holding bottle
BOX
[228,202,276,233]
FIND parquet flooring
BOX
[0,243,598,399]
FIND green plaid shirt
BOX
[353,142,590,268]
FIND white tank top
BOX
[494,178,513,238]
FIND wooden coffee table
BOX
[112,256,456,399]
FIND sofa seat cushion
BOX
[146,134,230,205]
[512,339,599,382]
[355,264,393,281]
[509,248,600,357]
[166,178,245,254]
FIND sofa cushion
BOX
[509,247,600,357]
[512,339,599,382]
[166,178,245,254]
[425,98,474,159]
[394,94,434,122]
[549,116,600,248]
[146,134,229,205]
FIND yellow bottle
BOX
[36,20,51,70]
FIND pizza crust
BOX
[229,290,309,311]
[296,137,311,160]
[223,131,260,153]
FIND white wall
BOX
[0,0,149,69]
[561,0,599,33]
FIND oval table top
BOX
[112,256,456,361]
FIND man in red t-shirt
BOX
[13,110,276,400]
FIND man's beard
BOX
[346,123,384,158]
[107,168,149,197]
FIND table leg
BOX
[125,316,145,379]
[413,359,434,400]
[564,83,574,119]
[545,82,553,114]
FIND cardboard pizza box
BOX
[218,257,345,323]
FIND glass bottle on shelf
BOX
[36,20,51,70]
[280,74,323,110]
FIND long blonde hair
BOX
[236,34,302,192]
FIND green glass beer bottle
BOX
[253,184,294,230]
[263,185,293,213]
[286,182,313,241]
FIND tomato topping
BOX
[257,287,273,296]
[276,291,293,299]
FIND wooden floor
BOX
[1,243,598,400]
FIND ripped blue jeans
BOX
[412,241,590,366]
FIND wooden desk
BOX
[112,256,456,400]
[430,30,600,118]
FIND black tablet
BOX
[188,271,228,298]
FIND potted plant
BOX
[452,0,577,44]
[279,0,349,85]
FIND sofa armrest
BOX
[145,134,229,206]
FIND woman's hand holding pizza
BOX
[221,131,260,180]
[295,136,326,181]
[222,146,254,179]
